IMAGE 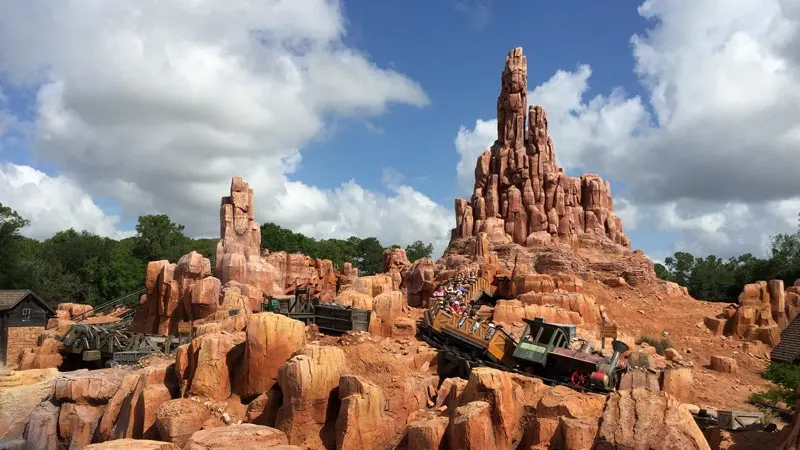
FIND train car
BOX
[512,317,628,391]
[419,306,629,392]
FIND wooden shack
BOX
[0,290,56,365]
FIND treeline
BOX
[654,232,800,302]
[0,204,433,306]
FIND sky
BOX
[0,0,799,264]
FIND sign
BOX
[177,321,192,334]
[601,325,618,339]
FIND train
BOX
[418,303,629,392]
[262,286,372,334]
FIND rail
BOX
[47,288,146,329]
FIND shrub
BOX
[635,335,673,356]
[747,363,800,408]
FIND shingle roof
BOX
[771,315,800,364]
[0,290,33,310]
[0,290,55,315]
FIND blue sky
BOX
[298,0,647,201]
[0,0,798,262]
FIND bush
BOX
[748,363,800,408]
[635,335,673,356]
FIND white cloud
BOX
[454,119,496,197]
[0,163,129,240]
[455,0,800,259]
[0,1,452,256]
[454,0,493,29]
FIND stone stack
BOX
[451,47,630,249]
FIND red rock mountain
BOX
[452,47,629,250]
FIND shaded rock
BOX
[23,401,59,450]
[275,346,348,447]
[154,398,211,447]
[595,388,710,450]
[335,375,394,450]
[186,332,246,400]
[58,403,104,450]
[457,368,523,449]
[449,401,496,450]
[408,415,449,450]
[245,387,282,427]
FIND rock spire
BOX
[452,47,630,249]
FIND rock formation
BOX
[133,177,359,332]
[451,47,630,249]
[704,279,800,346]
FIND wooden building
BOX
[0,290,56,366]
[772,314,800,364]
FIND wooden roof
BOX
[771,315,800,364]
[0,290,56,315]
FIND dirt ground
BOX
[583,280,773,411]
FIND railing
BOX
[466,277,491,300]
[48,288,146,329]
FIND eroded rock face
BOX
[335,375,395,450]
[155,399,210,447]
[275,346,348,448]
[184,332,246,400]
[85,439,180,450]
[24,401,59,450]
[382,247,412,276]
[595,388,710,450]
[404,258,437,308]
[183,424,289,450]
[705,279,800,346]
[236,313,307,399]
[450,47,630,250]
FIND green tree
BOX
[355,237,385,275]
[405,240,433,262]
[653,263,674,282]
[133,215,191,263]
[663,252,696,287]
[0,203,31,287]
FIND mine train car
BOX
[420,305,629,392]
[262,287,371,334]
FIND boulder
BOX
[335,375,395,450]
[595,388,710,450]
[23,401,59,450]
[236,313,307,399]
[709,355,737,374]
[661,367,695,403]
[449,401,496,450]
[275,346,348,447]
[457,368,524,449]
[186,332,246,400]
[155,399,211,447]
[57,403,105,450]
[184,424,288,450]
[408,415,450,450]
[84,440,180,450]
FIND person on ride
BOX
[457,311,468,328]
[485,322,497,340]
[470,317,482,333]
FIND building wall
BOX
[6,297,49,327]
[5,326,44,367]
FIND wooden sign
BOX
[177,321,192,334]
[601,324,618,339]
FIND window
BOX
[21,308,31,322]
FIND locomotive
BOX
[419,304,629,392]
